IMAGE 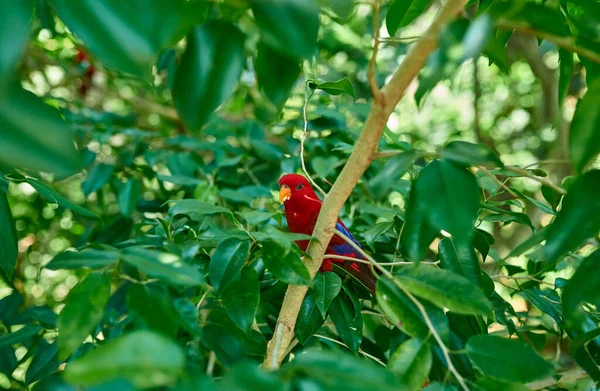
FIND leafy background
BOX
[1,0,600,390]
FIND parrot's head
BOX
[278,174,317,205]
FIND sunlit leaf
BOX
[388,338,432,390]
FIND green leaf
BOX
[442,141,503,168]
[329,290,363,352]
[58,273,111,360]
[563,249,600,327]
[386,0,430,35]
[543,170,600,265]
[394,265,491,316]
[252,0,319,60]
[362,221,394,252]
[376,277,449,342]
[209,238,251,292]
[401,160,480,262]
[295,290,325,344]
[253,225,313,252]
[313,272,342,317]
[466,335,554,383]
[369,150,417,198]
[64,330,185,388]
[0,324,42,349]
[314,77,356,99]
[255,42,302,110]
[284,349,400,390]
[28,178,100,221]
[558,48,573,106]
[0,0,32,85]
[475,377,531,391]
[312,156,338,179]
[46,246,119,270]
[438,237,480,285]
[82,163,114,196]
[118,178,142,216]
[52,0,208,77]
[174,21,245,131]
[569,78,600,173]
[317,0,354,20]
[222,267,260,334]
[169,199,232,218]
[0,191,17,279]
[121,247,204,287]
[126,283,179,338]
[388,338,432,391]
[0,83,81,176]
[261,241,312,285]
[26,339,60,385]
[509,188,555,215]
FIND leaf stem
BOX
[503,166,567,195]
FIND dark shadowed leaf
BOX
[209,238,251,292]
[0,191,17,279]
[466,335,553,382]
[569,78,600,173]
[169,199,231,217]
[261,241,311,285]
[174,21,245,131]
[126,283,178,338]
[222,267,260,334]
[118,178,142,216]
[46,246,119,270]
[329,290,363,352]
[82,163,114,196]
[0,324,42,349]
[26,339,60,385]
[58,273,110,360]
[543,170,600,265]
[388,338,432,391]
[0,83,81,177]
[438,237,481,285]
[52,0,208,77]
[64,330,185,388]
[313,272,342,317]
[394,265,491,316]
[563,250,600,327]
[442,141,503,168]
[0,0,32,85]
[252,0,319,60]
[121,247,204,287]
[255,42,302,110]
[295,290,325,344]
[401,160,480,262]
[28,178,100,221]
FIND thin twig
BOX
[368,0,384,102]
[380,36,421,44]
[478,166,519,198]
[300,81,327,197]
[490,274,554,287]
[497,20,600,64]
[503,166,567,195]
[314,334,387,367]
[323,254,439,266]
[206,351,216,376]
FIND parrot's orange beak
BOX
[279,185,291,204]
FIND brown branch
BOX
[503,165,567,195]
[497,20,600,64]
[263,0,470,369]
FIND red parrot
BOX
[278,173,377,291]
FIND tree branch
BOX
[263,0,470,369]
[497,20,600,64]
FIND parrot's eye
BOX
[296,184,304,190]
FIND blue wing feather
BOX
[330,221,365,258]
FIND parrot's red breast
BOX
[278,174,377,291]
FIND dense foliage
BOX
[1,0,600,390]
